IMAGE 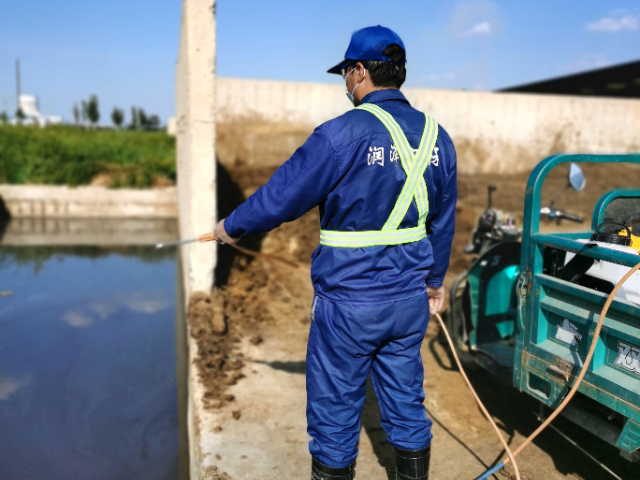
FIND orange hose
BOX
[199,234,310,273]
[231,244,310,273]
[435,312,521,480]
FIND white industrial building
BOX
[11,94,62,126]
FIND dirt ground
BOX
[187,123,640,479]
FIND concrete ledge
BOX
[0,185,177,218]
[0,217,178,246]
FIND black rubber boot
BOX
[311,457,356,480]
[395,445,430,480]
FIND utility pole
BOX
[15,59,21,111]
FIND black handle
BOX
[561,212,584,223]
[594,221,631,236]
[487,185,496,209]
[591,221,632,246]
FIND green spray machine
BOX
[446,154,640,462]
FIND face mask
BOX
[345,68,365,106]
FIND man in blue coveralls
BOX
[214,26,457,480]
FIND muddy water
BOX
[0,245,182,480]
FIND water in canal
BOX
[0,244,185,479]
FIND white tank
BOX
[565,239,640,305]
[19,95,40,117]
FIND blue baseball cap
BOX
[327,25,406,74]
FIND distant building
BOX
[166,117,177,136]
[500,59,640,99]
[13,95,62,126]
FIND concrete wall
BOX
[176,0,217,296]
[0,185,177,218]
[216,77,640,174]
[175,1,217,479]
[0,218,177,246]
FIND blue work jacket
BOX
[225,89,457,304]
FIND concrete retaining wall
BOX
[176,0,217,296]
[0,218,177,246]
[175,1,218,479]
[216,77,640,174]
[0,185,177,218]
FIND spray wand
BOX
[156,233,218,249]
[156,233,310,273]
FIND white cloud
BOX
[120,292,171,314]
[586,12,638,32]
[464,21,492,37]
[450,1,503,39]
[61,291,170,328]
[89,302,118,320]
[0,376,31,400]
[62,310,94,328]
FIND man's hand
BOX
[213,219,239,245]
[427,286,445,315]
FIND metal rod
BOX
[533,412,622,480]
[155,234,312,274]
[15,59,20,111]
[156,238,198,249]
[548,424,622,479]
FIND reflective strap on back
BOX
[320,225,427,248]
[357,103,437,228]
[319,104,438,248]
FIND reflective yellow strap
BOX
[318,104,438,249]
[386,117,435,229]
[356,104,437,229]
[417,176,429,225]
[320,225,427,248]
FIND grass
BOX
[0,124,176,188]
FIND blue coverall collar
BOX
[360,89,410,106]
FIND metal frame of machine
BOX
[516,154,640,460]
[447,154,640,462]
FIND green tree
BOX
[0,111,7,124]
[130,106,139,129]
[81,101,88,125]
[126,107,160,131]
[15,108,25,121]
[138,108,148,128]
[72,103,79,125]
[87,95,100,126]
[147,114,161,130]
[111,107,124,129]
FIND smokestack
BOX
[15,59,20,111]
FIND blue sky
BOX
[0,1,638,124]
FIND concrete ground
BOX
[190,261,637,480]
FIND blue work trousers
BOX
[306,292,432,468]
